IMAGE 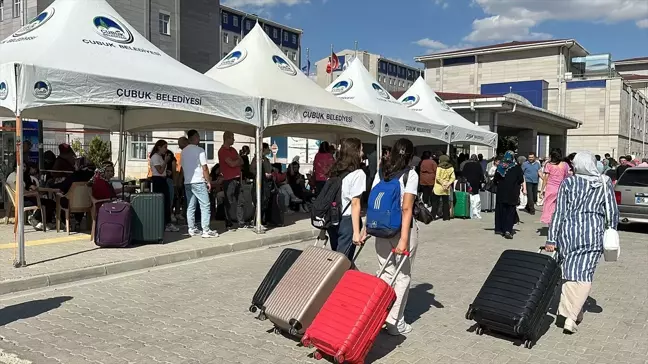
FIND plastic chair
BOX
[56,182,92,234]
[4,183,47,233]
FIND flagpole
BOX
[329,43,334,84]
[354,41,358,58]
[306,47,310,74]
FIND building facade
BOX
[0,0,301,178]
[314,50,422,92]
[415,39,648,159]
[220,5,301,68]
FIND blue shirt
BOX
[522,161,541,183]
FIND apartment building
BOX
[614,57,648,98]
[415,39,648,158]
[220,5,301,68]
[314,50,422,92]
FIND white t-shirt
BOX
[372,168,419,206]
[340,169,366,217]
[149,153,166,177]
[181,144,208,184]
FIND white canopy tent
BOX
[205,23,380,142]
[399,77,498,148]
[325,58,450,150]
[0,0,262,266]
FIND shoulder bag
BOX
[601,175,620,262]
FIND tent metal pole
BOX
[14,113,26,267]
[376,134,381,169]
[446,143,450,155]
[255,100,265,234]
[117,108,125,179]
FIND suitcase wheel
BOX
[476,326,485,335]
[465,307,474,321]
[249,304,258,313]
[256,312,267,321]
[523,339,534,349]
[334,354,345,364]
[288,327,299,336]
[313,351,323,360]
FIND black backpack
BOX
[310,171,350,230]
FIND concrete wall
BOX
[616,63,648,76]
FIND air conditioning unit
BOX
[564,72,573,81]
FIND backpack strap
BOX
[337,171,352,215]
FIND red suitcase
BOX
[302,249,409,364]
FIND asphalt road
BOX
[0,215,646,364]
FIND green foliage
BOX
[86,136,111,167]
[497,136,518,156]
[70,139,85,157]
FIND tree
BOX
[86,136,111,167]
[70,139,85,157]
[497,136,518,156]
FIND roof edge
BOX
[220,5,304,34]
[414,39,588,62]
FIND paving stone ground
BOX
[0,212,646,364]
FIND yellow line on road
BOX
[0,234,90,249]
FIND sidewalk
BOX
[0,214,318,296]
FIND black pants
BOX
[420,185,434,206]
[315,181,326,197]
[431,193,450,220]
[152,176,171,225]
[223,178,244,227]
[327,215,361,261]
[526,182,538,213]
[495,202,516,234]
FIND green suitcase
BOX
[130,193,165,243]
[454,191,471,219]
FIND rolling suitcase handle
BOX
[538,246,558,259]
[314,234,371,263]
[377,248,410,287]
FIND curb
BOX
[0,229,319,297]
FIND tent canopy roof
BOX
[0,0,260,135]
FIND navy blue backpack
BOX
[366,169,409,238]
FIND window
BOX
[233,16,238,27]
[12,0,19,18]
[222,12,228,24]
[129,133,154,160]
[292,52,297,61]
[246,20,252,30]
[283,32,288,42]
[234,35,239,45]
[264,25,269,33]
[292,34,297,43]
[223,33,228,43]
[197,131,216,161]
[158,12,170,35]
[273,28,278,38]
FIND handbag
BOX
[413,198,434,224]
[601,175,620,262]
[483,178,496,193]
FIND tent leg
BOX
[117,109,125,179]
[376,136,382,169]
[14,114,26,268]
[255,127,264,235]
[446,143,450,155]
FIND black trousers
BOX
[151,176,171,225]
[223,178,245,227]
[526,182,538,213]
[431,193,450,221]
[420,185,434,206]
[495,202,516,234]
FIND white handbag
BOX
[601,175,620,262]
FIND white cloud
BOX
[223,0,309,7]
[284,12,292,20]
[637,19,648,28]
[467,0,648,42]
[434,0,449,9]
[414,38,448,50]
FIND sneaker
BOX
[202,229,219,238]
[165,224,180,232]
[227,225,238,232]
[176,214,186,222]
[387,320,412,336]
[170,215,177,224]
[504,232,513,240]
[35,222,44,231]
[188,228,202,236]
[563,318,578,334]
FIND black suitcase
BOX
[466,247,561,349]
[249,248,303,320]
[266,191,286,226]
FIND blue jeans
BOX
[185,183,211,231]
[327,215,361,261]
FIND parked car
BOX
[614,167,648,225]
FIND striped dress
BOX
[547,175,619,282]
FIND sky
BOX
[223,0,648,68]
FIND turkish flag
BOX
[326,53,339,73]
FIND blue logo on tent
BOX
[33,80,51,99]
[217,50,247,69]
[272,55,297,76]
[13,8,55,37]
[93,16,133,44]
[331,80,353,95]
[0,82,8,100]
[372,83,390,99]
[401,95,419,107]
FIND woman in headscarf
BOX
[493,151,525,239]
[90,161,118,203]
[545,151,618,334]
[540,150,571,224]
[431,155,455,221]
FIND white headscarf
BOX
[573,151,603,186]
